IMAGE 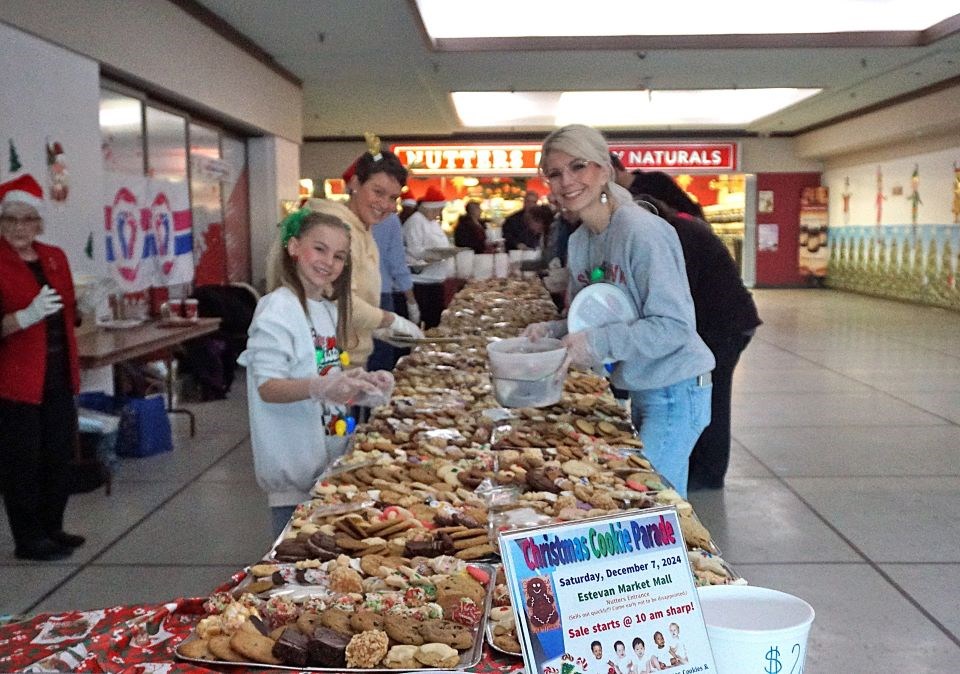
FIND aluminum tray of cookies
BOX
[175,557,496,671]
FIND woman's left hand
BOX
[562,331,601,368]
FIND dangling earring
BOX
[600,191,608,205]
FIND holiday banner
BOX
[104,174,193,291]
[500,507,715,674]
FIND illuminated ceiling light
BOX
[416,0,958,38]
[452,89,822,128]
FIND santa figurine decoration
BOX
[46,140,68,202]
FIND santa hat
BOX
[341,157,359,184]
[400,187,418,206]
[0,173,44,208]
[419,186,447,208]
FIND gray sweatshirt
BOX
[566,201,715,391]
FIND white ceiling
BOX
[194,0,960,140]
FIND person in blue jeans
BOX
[524,125,714,497]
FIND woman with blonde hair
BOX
[524,124,714,497]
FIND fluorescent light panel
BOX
[452,89,822,128]
[417,0,958,37]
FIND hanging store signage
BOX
[391,144,543,176]
[610,142,739,172]
[392,141,739,175]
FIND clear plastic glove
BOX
[406,301,421,327]
[561,330,602,368]
[308,368,381,406]
[373,313,425,347]
[352,369,395,407]
[15,285,63,329]
[522,319,567,342]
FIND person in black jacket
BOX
[638,194,761,489]
[611,154,706,219]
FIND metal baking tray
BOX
[174,562,497,672]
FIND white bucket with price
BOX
[697,585,815,674]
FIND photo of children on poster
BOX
[500,508,716,674]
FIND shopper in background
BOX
[637,193,761,490]
[398,190,418,224]
[502,189,542,251]
[611,154,705,219]
[310,144,423,367]
[0,174,84,561]
[340,162,419,372]
[403,186,454,328]
[524,124,714,497]
[523,204,553,257]
[454,200,487,254]
[238,206,395,537]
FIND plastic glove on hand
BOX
[351,369,395,407]
[406,301,421,327]
[373,313,425,347]
[522,319,566,342]
[561,330,601,369]
[308,369,380,406]
[15,285,63,330]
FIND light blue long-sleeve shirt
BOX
[371,213,413,294]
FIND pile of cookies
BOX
[178,555,493,668]
[179,278,743,671]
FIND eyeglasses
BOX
[542,159,600,183]
[0,215,42,227]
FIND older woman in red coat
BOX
[0,174,84,561]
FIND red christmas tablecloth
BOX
[0,571,524,673]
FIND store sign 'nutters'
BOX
[393,142,739,175]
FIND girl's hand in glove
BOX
[308,368,381,406]
[15,285,63,329]
[352,369,395,407]
[522,319,567,342]
[561,330,602,368]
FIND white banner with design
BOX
[104,174,194,291]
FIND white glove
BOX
[522,319,567,342]
[561,330,602,368]
[308,368,381,406]
[406,301,421,327]
[15,285,63,330]
[353,369,395,407]
[372,313,425,347]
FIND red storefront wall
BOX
[755,172,822,287]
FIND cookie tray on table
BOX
[174,561,497,672]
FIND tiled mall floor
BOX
[1,289,958,672]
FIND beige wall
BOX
[0,1,302,142]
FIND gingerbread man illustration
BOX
[524,576,559,630]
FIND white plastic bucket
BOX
[493,252,510,278]
[698,585,815,674]
[473,254,494,279]
[455,249,474,278]
[487,337,567,408]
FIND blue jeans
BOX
[630,375,712,498]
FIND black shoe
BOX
[14,538,73,561]
[49,531,86,548]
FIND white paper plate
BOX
[568,283,637,333]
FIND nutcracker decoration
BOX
[46,140,69,201]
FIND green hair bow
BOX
[280,207,311,247]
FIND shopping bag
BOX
[117,394,173,457]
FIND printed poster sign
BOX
[799,186,829,278]
[104,174,194,291]
[500,507,715,674]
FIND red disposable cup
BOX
[183,298,199,320]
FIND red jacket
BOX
[0,237,80,404]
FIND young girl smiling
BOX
[239,204,394,536]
